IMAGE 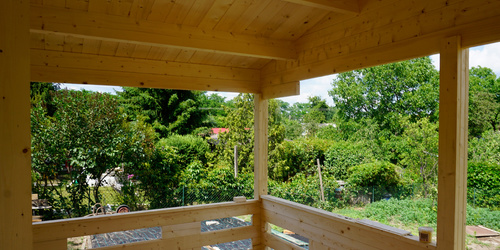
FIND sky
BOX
[61,42,500,106]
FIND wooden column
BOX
[437,36,469,250]
[0,0,33,249]
[254,94,269,199]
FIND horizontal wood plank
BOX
[31,49,260,82]
[263,232,305,250]
[262,195,436,250]
[261,81,300,100]
[283,0,359,14]
[32,200,260,243]
[30,5,296,60]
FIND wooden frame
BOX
[1,0,498,249]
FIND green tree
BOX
[199,93,231,128]
[399,117,439,196]
[119,87,207,136]
[468,66,500,136]
[329,57,439,133]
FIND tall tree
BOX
[468,66,500,136]
[329,57,439,134]
[119,87,206,136]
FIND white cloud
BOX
[278,74,336,105]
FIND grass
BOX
[331,198,500,243]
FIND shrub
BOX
[324,141,374,180]
[269,138,334,181]
[347,161,403,188]
[159,134,209,166]
[467,162,500,209]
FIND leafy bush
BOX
[347,161,403,188]
[269,138,334,181]
[160,134,209,166]
[324,141,374,180]
[469,130,500,165]
[269,173,339,210]
[467,162,500,209]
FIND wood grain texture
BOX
[437,36,468,250]
[0,1,33,249]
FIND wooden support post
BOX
[234,145,238,178]
[317,159,325,202]
[254,94,268,199]
[437,36,469,250]
[0,0,33,249]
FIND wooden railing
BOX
[33,196,438,249]
[32,199,261,249]
[261,195,437,250]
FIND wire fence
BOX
[36,182,498,221]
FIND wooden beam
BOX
[33,200,260,243]
[261,81,300,100]
[0,1,33,250]
[30,5,297,60]
[262,195,436,250]
[254,94,269,200]
[283,0,359,14]
[437,36,468,250]
[30,49,260,93]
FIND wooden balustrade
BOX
[261,195,437,250]
[32,199,261,249]
[32,196,441,249]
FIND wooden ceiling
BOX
[29,0,500,98]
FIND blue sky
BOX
[61,42,500,106]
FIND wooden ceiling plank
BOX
[128,0,155,21]
[31,5,297,60]
[87,0,109,14]
[146,0,175,22]
[242,0,287,36]
[197,0,235,31]
[182,0,215,27]
[43,0,66,8]
[262,13,500,86]
[107,0,134,17]
[227,0,270,33]
[175,49,196,63]
[213,0,255,31]
[164,0,196,25]
[283,0,359,14]
[297,0,464,51]
[65,0,89,11]
[146,47,166,60]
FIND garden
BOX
[31,57,500,248]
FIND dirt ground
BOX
[468,236,500,249]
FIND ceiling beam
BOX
[30,5,297,60]
[30,49,261,93]
[283,0,359,14]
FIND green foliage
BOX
[132,143,182,209]
[468,130,500,165]
[347,161,403,188]
[269,173,339,209]
[199,93,231,127]
[215,93,255,171]
[269,138,333,181]
[399,117,439,189]
[329,57,439,133]
[324,141,374,180]
[119,87,206,136]
[467,162,500,209]
[283,118,303,140]
[160,134,209,166]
